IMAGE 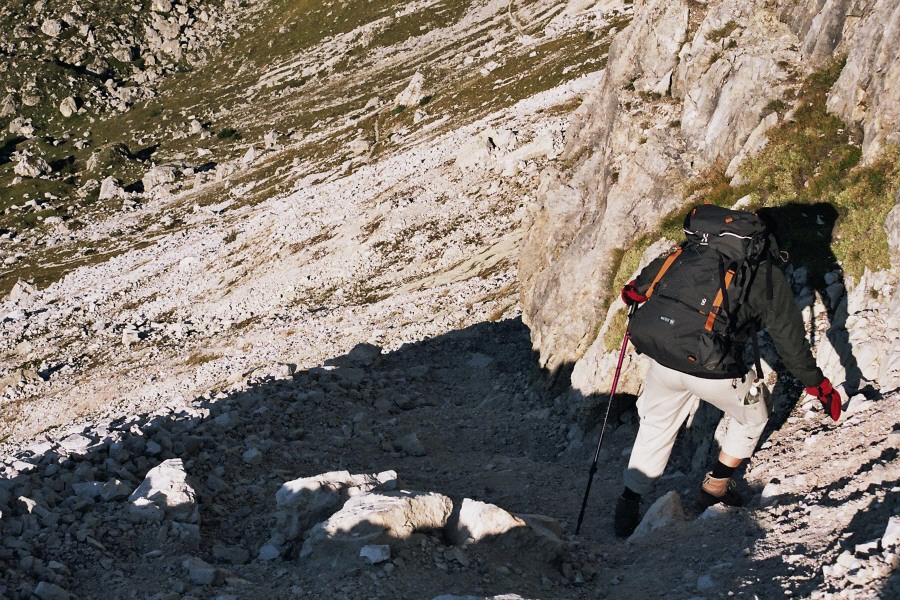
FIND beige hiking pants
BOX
[623,359,769,496]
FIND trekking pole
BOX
[574,305,635,535]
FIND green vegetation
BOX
[763,98,789,115]
[706,20,740,42]
[602,57,900,351]
[216,127,240,139]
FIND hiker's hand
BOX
[805,378,841,421]
[621,280,648,306]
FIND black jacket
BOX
[633,253,824,387]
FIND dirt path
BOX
[4,315,896,599]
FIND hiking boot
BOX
[614,493,641,538]
[700,473,743,507]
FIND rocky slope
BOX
[1,0,899,599]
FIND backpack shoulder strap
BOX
[646,246,683,298]
[704,263,737,331]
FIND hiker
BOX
[613,204,842,538]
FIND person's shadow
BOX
[757,203,868,397]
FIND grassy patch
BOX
[217,127,241,140]
[763,98,789,116]
[706,20,740,42]
[184,352,222,366]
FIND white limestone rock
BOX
[128,458,199,523]
[14,152,51,178]
[449,498,526,545]
[59,96,78,118]
[72,480,132,502]
[8,279,35,303]
[883,515,900,549]
[41,19,64,38]
[241,145,257,167]
[394,71,426,108]
[182,556,224,586]
[142,165,178,191]
[826,1,900,162]
[629,491,685,540]
[59,433,92,454]
[631,0,688,95]
[883,189,900,272]
[359,544,391,564]
[299,490,452,563]
[98,177,124,201]
[264,130,281,150]
[346,342,382,367]
[726,111,779,178]
[349,137,371,157]
[449,499,563,561]
[0,93,18,118]
[9,117,34,138]
[275,470,398,540]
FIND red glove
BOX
[805,378,841,421]
[621,280,648,306]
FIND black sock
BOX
[711,461,736,480]
[622,487,641,501]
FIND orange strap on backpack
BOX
[646,247,683,298]
[704,268,736,331]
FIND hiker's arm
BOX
[754,265,824,387]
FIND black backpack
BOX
[628,204,774,375]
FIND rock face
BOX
[518,0,900,386]
[825,0,900,161]
[519,0,695,373]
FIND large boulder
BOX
[143,165,178,191]
[299,491,453,563]
[275,470,397,540]
[448,499,563,562]
[128,458,199,523]
[13,152,51,178]
[0,93,17,118]
[85,143,134,176]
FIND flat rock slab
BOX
[300,491,452,563]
